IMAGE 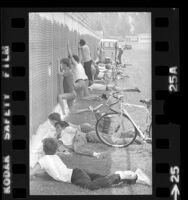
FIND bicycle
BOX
[76,87,152,148]
[95,62,129,86]
[103,64,130,85]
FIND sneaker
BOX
[115,170,137,180]
[135,168,151,186]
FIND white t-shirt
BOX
[72,63,88,82]
[80,44,91,62]
[38,155,73,183]
[30,120,56,168]
[59,126,77,146]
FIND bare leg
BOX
[83,81,89,97]
[58,94,65,115]
[58,93,76,109]
[74,82,84,100]
[74,80,89,99]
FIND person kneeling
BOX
[30,138,151,190]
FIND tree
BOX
[77,12,151,38]
[129,13,151,34]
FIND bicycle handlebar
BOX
[112,92,123,100]
[106,88,140,109]
[106,92,121,109]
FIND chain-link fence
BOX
[29,13,101,137]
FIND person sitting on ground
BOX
[54,121,103,159]
[67,41,89,100]
[58,58,76,109]
[30,113,61,168]
[30,138,151,190]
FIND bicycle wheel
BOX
[96,112,138,148]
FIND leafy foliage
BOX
[87,12,151,38]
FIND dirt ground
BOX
[30,42,152,195]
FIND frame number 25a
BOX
[170,166,180,200]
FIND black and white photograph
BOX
[29,12,152,195]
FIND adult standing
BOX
[67,42,89,100]
[117,47,124,65]
[78,39,93,86]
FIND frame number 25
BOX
[170,166,180,200]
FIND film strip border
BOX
[1,8,28,199]
[1,8,180,199]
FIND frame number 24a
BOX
[170,166,180,200]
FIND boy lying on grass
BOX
[30,138,151,190]
[54,121,105,159]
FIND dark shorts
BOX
[83,60,93,81]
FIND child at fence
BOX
[58,58,76,109]
[54,121,104,159]
[30,138,151,190]
[67,42,90,100]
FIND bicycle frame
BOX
[106,93,151,140]
[121,101,151,139]
[103,68,128,87]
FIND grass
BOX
[30,143,152,195]
[30,43,152,195]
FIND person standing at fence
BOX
[117,47,124,64]
[67,42,89,100]
[78,39,93,86]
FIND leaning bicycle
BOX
[76,88,152,148]
[96,90,151,147]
